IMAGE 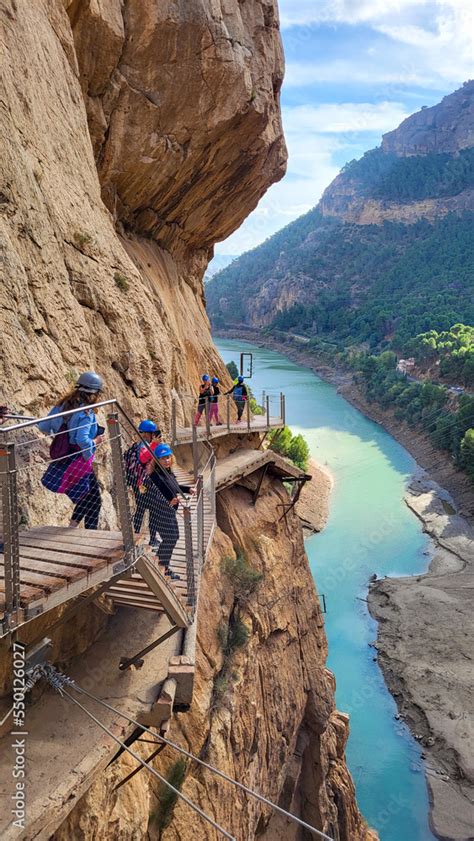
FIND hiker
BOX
[225,375,248,423]
[141,443,194,579]
[124,420,161,540]
[208,377,223,425]
[38,371,104,529]
[193,374,213,426]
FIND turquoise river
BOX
[215,337,437,841]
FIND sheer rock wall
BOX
[53,482,376,841]
[0,0,286,422]
[0,2,373,839]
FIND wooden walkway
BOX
[106,467,213,627]
[0,527,132,629]
[174,413,284,446]
[0,469,213,634]
[215,448,308,490]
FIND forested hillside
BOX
[207,211,473,350]
[207,82,474,354]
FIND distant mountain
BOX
[207,82,474,351]
[204,253,239,281]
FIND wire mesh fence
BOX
[171,389,285,445]
[0,378,284,632]
[0,400,217,631]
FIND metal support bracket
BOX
[119,623,180,671]
[252,463,270,505]
[114,742,167,791]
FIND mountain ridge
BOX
[207,81,474,349]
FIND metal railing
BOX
[0,399,216,633]
[170,389,285,446]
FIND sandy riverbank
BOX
[215,328,473,520]
[216,328,474,840]
[296,457,334,535]
[368,474,474,841]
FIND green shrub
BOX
[217,618,249,657]
[212,674,229,706]
[222,553,263,600]
[114,271,129,291]
[65,367,77,385]
[226,360,239,380]
[286,433,310,471]
[152,758,187,836]
[269,426,310,471]
[73,231,92,247]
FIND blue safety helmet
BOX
[237,375,244,383]
[138,419,157,433]
[76,371,103,393]
[155,443,173,458]
[212,377,219,384]
[202,374,210,382]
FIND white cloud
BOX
[278,0,468,30]
[280,0,473,88]
[214,1,473,257]
[216,101,412,255]
[283,102,410,133]
[284,60,434,88]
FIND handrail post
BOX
[171,398,177,447]
[183,504,195,608]
[226,394,230,432]
[210,453,216,521]
[262,390,266,413]
[107,410,135,566]
[266,395,270,429]
[196,475,204,564]
[205,399,211,439]
[192,422,199,482]
[0,442,21,630]
[282,393,286,425]
[246,395,251,433]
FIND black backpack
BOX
[124,442,144,488]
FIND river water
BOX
[214,337,436,841]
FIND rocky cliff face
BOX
[0,0,285,420]
[53,481,375,841]
[320,81,474,224]
[206,83,474,336]
[381,81,474,156]
[0,2,372,839]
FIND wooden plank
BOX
[0,581,44,605]
[23,529,123,548]
[0,566,63,593]
[27,527,125,541]
[19,537,118,561]
[16,544,102,571]
[135,556,189,628]
[108,586,161,604]
[115,573,188,595]
[17,557,84,582]
[111,596,164,612]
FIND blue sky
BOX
[216,0,473,256]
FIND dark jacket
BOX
[149,467,191,506]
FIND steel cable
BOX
[59,672,334,840]
[40,672,236,841]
